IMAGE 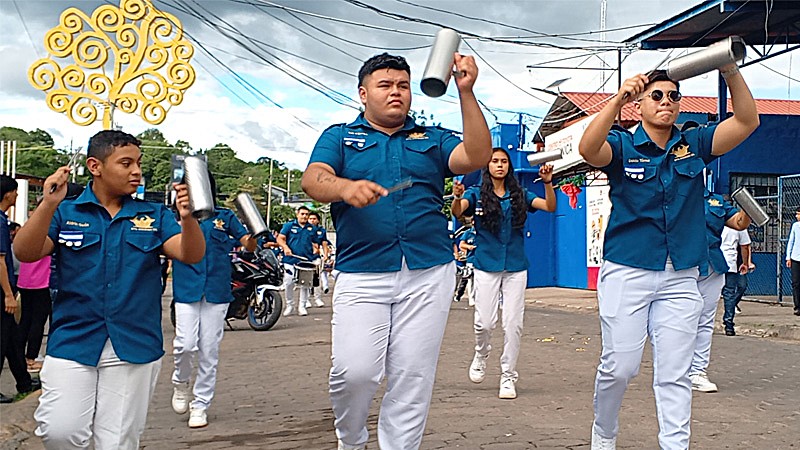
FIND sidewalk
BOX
[526,287,800,341]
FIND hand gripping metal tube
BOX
[666,36,746,82]
[421,28,461,98]
[183,156,215,220]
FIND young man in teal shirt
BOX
[15,130,205,450]
[579,66,759,449]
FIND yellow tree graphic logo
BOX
[28,0,196,129]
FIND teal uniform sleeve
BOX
[308,125,344,174]
[462,186,479,216]
[525,189,538,212]
[439,128,463,178]
[158,205,181,244]
[47,208,62,243]
[226,210,248,241]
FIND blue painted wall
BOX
[711,114,800,195]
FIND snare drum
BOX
[293,262,317,286]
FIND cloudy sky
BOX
[1,0,797,168]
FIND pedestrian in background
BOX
[720,225,752,336]
[0,175,37,404]
[16,254,53,373]
[786,206,800,315]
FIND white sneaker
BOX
[499,377,517,399]
[468,352,487,383]
[304,299,312,309]
[298,304,308,316]
[171,382,190,414]
[591,427,617,450]
[188,407,208,428]
[690,372,718,393]
[283,305,294,317]
[337,440,366,450]
[314,298,325,307]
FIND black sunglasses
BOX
[642,89,682,103]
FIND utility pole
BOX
[266,158,273,227]
[286,170,291,202]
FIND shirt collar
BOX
[347,113,418,132]
[632,122,682,150]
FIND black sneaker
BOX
[725,329,736,336]
[0,393,13,404]
[794,309,800,316]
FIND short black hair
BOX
[0,175,18,198]
[8,222,20,231]
[358,53,411,87]
[87,130,141,162]
[796,206,800,213]
[645,69,680,92]
[297,205,310,213]
[308,211,320,220]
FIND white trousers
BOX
[472,269,527,380]
[172,299,229,410]
[330,261,455,450]
[34,340,161,450]
[691,270,725,375]
[593,260,702,450]
[284,263,310,309]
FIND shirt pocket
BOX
[58,232,101,281]
[404,140,439,177]
[124,233,161,269]
[674,158,705,179]
[341,140,379,179]
[211,229,233,251]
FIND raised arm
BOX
[530,164,556,212]
[710,65,760,156]
[447,53,493,175]
[579,74,648,168]
[450,180,469,219]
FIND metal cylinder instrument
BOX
[183,156,215,220]
[666,36,746,81]
[421,29,461,98]
[526,150,563,166]
[731,186,770,227]
[234,192,269,238]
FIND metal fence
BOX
[778,174,800,304]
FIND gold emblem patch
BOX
[213,218,225,230]
[130,215,156,230]
[708,198,722,207]
[407,132,428,140]
[670,144,695,160]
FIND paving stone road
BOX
[3,288,799,449]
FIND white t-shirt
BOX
[720,226,751,273]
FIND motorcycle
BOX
[170,248,284,331]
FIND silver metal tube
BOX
[234,192,269,238]
[666,36,746,82]
[421,28,461,98]
[526,150,563,166]
[731,186,769,227]
[183,156,215,220]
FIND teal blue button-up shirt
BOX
[172,208,247,304]
[47,183,182,366]
[597,123,719,271]
[308,114,461,273]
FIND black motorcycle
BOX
[170,248,284,331]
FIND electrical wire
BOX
[391,0,655,44]
[10,0,41,58]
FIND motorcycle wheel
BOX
[248,289,282,331]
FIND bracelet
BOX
[720,66,739,80]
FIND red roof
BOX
[560,92,800,121]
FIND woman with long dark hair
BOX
[452,147,555,399]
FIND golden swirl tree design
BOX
[28,0,196,129]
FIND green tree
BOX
[137,128,183,192]
[0,126,70,178]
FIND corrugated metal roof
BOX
[560,92,800,120]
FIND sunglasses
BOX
[641,89,682,103]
